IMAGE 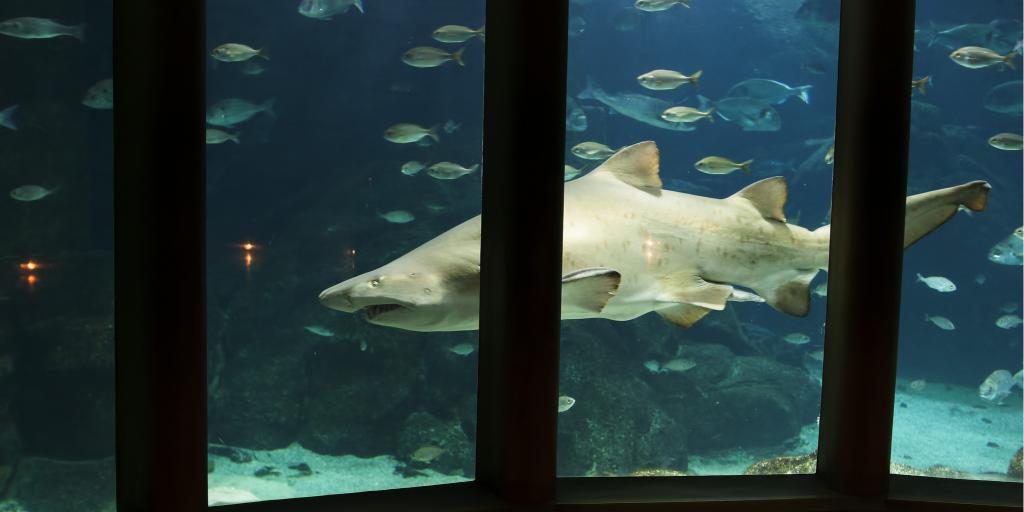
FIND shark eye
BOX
[369,279,381,288]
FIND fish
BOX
[572,142,617,160]
[298,0,364,19]
[0,17,85,40]
[578,77,695,131]
[974,274,986,285]
[983,81,1022,116]
[564,165,584,181]
[0,105,19,130]
[824,145,834,165]
[401,47,465,68]
[910,76,931,95]
[949,46,1018,69]
[996,315,1023,329]
[694,156,752,175]
[557,395,576,412]
[987,227,1023,266]
[916,273,956,292]
[432,25,484,44]
[206,98,275,128]
[319,142,990,332]
[637,69,702,91]
[410,445,445,463]
[909,379,927,391]
[635,0,690,12]
[383,123,439,144]
[10,185,58,202]
[806,350,824,362]
[660,358,696,372]
[82,79,113,109]
[978,369,1020,404]
[782,333,811,345]
[443,120,462,134]
[661,106,714,124]
[401,161,427,176]
[448,343,475,356]
[724,79,812,105]
[643,360,661,373]
[211,43,268,62]
[379,210,415,224]
[924,314,955,331]
[304,325,335,337]
[698,95,781,132]
[426,162,478,180]
[566,96,588,132]
[239,60,269,76]
[206,128,241,144]
[1001,302,1020,313]
[988,133,1023,150]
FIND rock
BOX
[4,457,115,512]
[397,411,473,476]
[744,452,817,475]
[890,464,969,479]
[629,468,688,476]
[208,486,259,506]
[1009,448,1022,478]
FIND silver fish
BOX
[983,81,1022,116]
[10,185,58,202]
[206,98,276,128]
[724,78,812,105]
[978,369,1018,404]
[988,227,1023,266]
[699,95,781,132]
[0,17,85,40]
[577,77,695,132]
[83,79,113,110]
[298,0,364,20]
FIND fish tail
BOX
[70,23,87,42]
[916,273,924,282]
[452,47,466,67]
[262,98,277,118]
[1004,51,1018,70]
[796,85,812,104]
[697,94,713,111]
[428,125,441,143]
[258,46,271,60]
[477,26,485,43]
[915,76,930,95]
[689,70,702,90]
[469,163,481,173]
[679,0,691,7]
[739,159,753,174]
[706,108,714,123]
[0,105,19,131]
[353,0,365,13]
[231,132,242,144]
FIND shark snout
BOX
[319,283,357,312]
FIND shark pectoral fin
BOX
[588,141,663,196]
[903,180,990,249]
[658,273,733,310]
[727,176,788,222]
[561,267,622,314]
[755,270,818,316]
[657,303,711,328]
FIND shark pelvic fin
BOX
[727,176,788,222]
[755,269,817,316]
[590,141,663,196]
[657,303,712,328]
[561,267,621,314]
[658,273,733,310]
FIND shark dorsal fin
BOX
[728,176,788,222]
[590,141,663,196]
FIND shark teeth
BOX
[363,304,405,319]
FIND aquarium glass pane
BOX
[890,0,1023,481]
[205,0,484,504]
[0,1,116,510]
[558,0,840,477]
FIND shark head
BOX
[319,218,481,332]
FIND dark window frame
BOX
[112,1,1023,511]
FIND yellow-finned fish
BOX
[949,46,1018,69]
[401,47,465,68]
[637,69,702,91]
[661,106,714,124]
[432,25,484,44]
[988,132,1022,151]
[211,43,269,62]
[694,156,753,175]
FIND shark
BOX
[319,141,990,332]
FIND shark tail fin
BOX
[795,85,812,104]
[577,76,597,100]
[451,47,466,66]
[904,180,990,249]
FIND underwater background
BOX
[0,0,1020,510]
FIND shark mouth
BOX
[362,303,407,320]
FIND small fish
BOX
[988,227,1024,266]
[211,43,268,62]
[725,78,812,105]
[637,69,702,91]
[910,75,931,95]
[987,441,1000,448]
[974,274,986,285]
[432,25,484,44]
[564,164,583,181]
[806,350,825,362]
[383,123,439,144]
[1001,302,1020,313]
[0,104,18,130]
[304,325,334,337]
[442,119,462,134]
[206,128,241,144]
[635,0,690,12]
[981,418,992,424]
[0,17,85,40]
[571,142,617,160]
[916,273,955,292]
[401,161,427,176]
[782,332,811,345]
[899,402,908,408]
[694,156,753,175]
[661,106,714,124]
[643,360,661,373]
[359,340,368,351]
[812,282,828,297]
[557,395,576,413]
[379,210,415,224]
[448,343,475,356]
[298,0,364,20]
[978,369,1019,403]
[949,46,1018,69]
[206,98,275,128]
[996,314,1022,329]
[10,185,57,202]
[988,133,1022,151]
[825,145,835,165]
[661,358,696,372]
[924,314,955,330]
[410,445,445,463]
[401,47,465,68]
[82,79,113,109]
[426,162,478,180]
[909,379,927,391]
[240,60,269,76]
